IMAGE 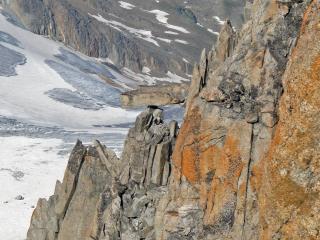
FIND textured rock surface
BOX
[27,106,178,240]
[258,2,320,238]
[155,0,320,239]
[120,83,189,108]
[26,0,320,239]
[1,0,244,78]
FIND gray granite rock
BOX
[27,107,178,240]
[120,83,189,108]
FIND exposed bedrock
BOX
[27,0,320,239]
[27,106,179,240]
[120,83,189,108]
[156,0,320,239]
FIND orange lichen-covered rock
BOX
[156,0,317,239]
[259,1,320,239]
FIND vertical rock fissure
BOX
[61,149,87,221]
[241,125,254,240]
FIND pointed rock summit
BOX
[27,106,178,240]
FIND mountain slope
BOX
[0,6,188,238]
[0,8,139,240]
[1,0,245,79]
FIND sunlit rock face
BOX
[25,1,320,239]
[1,0,245,79]
[120,83,189,108]
[156,0,320,239]
[258,2,320,239]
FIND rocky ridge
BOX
[27,106,178,240]
[27,0,320,239]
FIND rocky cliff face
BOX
[258,2,320,238]
[27,106,178,240]
[156,0,320,239]
[27,0,320,239]
[0,0,244,79]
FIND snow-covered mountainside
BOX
[1,0,245,79]
[0,9,184,240]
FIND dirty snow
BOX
[123,68,188,84]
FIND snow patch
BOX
[197,23,204,28]
[165,31,179,35]
[175,39,189,45]
[157,37,172,43]
[148,10,190,34]
[118,1,135,10]
[213,16,225,25]
[207,28,219,35]
[142,66,151,75]
[89,13,160,47]
[183,58,189,63]
[105,57,115,65]
[123,68,188,85]
[0,137,66,240]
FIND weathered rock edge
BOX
[27,106,179,240]
[120,83,189,108]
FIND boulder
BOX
[120,83,189,108]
